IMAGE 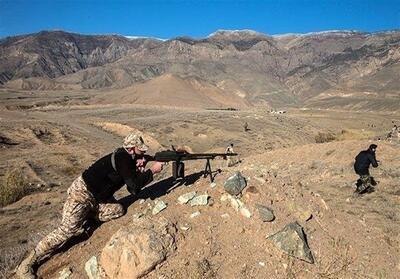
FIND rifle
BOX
[143,150,238,182]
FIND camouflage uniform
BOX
[225,145,235,167]
[34,176,125,262]
[356,174,373,194]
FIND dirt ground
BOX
[1,89,400,279]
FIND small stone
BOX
[189,194,209,206]
[240,207,252,218]
[267,222,314,263]
[210,182,217,188]
[221,213,230,219]
[246,186,259,194]
[58,267,72,279]
[180,225,191,231]
[152,200,167,215]
[230,197,244,211]
[259,262,265,267]
[220,194,230,202]
[256,204,275,222]
[287,201,312,222]
[224,171,247,196]
[177,191,197,204]
[190,211,201,218]
[85,256,100,279]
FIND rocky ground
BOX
[1,91,400,279]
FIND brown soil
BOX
[1,89,399,279]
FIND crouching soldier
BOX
[354,144,379,194]
[16,133,164,278]
[225,143,235,167]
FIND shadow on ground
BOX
[119,170,205,207]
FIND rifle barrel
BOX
[144,152,237,162]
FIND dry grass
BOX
[61,164,82,176]
[191,258,216,279]
[93,121,134,137]
[336,129,375,141]
[93,121,162,150]
[315,129,375,144]
[315,132,336,143]
[314,237,354,279]
[0,245,28,279]
[0,225,57,279]
[0,167,29,207]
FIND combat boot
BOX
[15,250,37,279]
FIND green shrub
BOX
[0,167,29,207]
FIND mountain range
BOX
[1,29,399,110]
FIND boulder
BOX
[267,222,314,263]
[100,217,176,279]
[177,191,197,204]
[152,200,167,215]
[287,201,312,222]
[256,204,275,222]
[189,194,209,206]
[224,172,247,196]
[221,193,252,218]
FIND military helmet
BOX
[123,132,149,151]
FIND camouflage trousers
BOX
[356,174,373,193]
[34,176,125,262]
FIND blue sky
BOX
[0,0,399,38]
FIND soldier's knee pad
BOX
[105,203,125,217]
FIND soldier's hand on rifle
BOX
[136,158,147,173]
[150,162,164,174]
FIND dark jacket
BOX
[354,150,378,175]
[82,148,153,202]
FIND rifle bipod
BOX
[203,158,221,182]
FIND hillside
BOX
[92,74,251,108]
[5,140,400,279]
[1,98,400,278]
[1,30,400,109]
